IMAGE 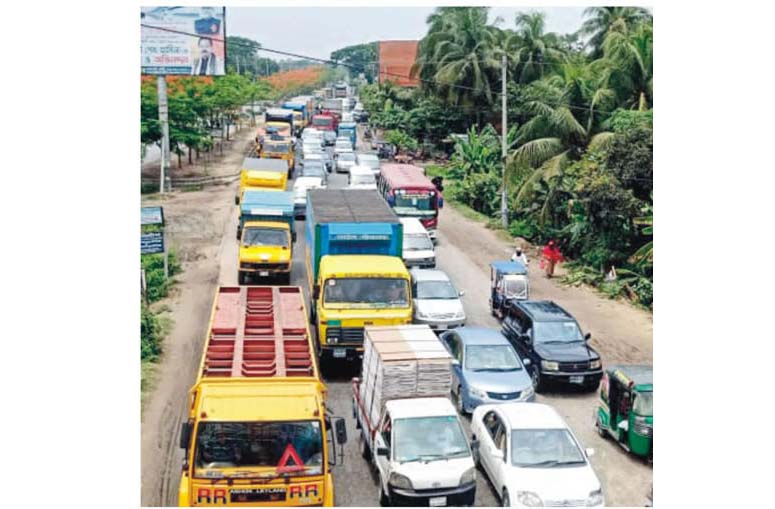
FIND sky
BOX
[226,6,588,61]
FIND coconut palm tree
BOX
[501,11,566,84]
[598,22,653,110]
[580,6,652,58]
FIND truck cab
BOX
[260,137,295,178]
[238,191,295,285]
[313,255,412,362]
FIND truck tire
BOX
[238,271,246,285]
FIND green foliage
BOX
[141,303,163,361]
[605,126,652,200]
[608,109,652,132]
[331,43,378,82]
[508,218,542,240]
[451,169,501,217]
[141,249,181,302]
[384,130,419,152]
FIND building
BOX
[377,40,419,87]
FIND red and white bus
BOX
[378,164,444,239]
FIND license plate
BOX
[259,271,269,276]
[333,348,346,358]
[436,324,447,330]
[429,496,447,507]
[569,375,585,384]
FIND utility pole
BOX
[500,54,508,228]
[157,76,170,194]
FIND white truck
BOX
[352,325,477,507]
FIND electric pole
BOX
[157,76,170,194]
[500,54,508,228]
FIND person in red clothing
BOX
[541,240,565,278]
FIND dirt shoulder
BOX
[439,203,653,363]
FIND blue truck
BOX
[282,101,307,135]
[337,121,358,149]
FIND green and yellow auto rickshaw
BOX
[595,365,652,460]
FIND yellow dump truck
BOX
[236,158,289,206]
[178,286,348,507]
[259,139,295,178]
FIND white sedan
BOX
[471,403,604,508]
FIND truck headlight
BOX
[517,491,543,507]
[586,489,604,507]
[589,360,601,370]
[469,386,487,399]
[388,472,413,490]
[459,467,476,485]
[541,360,559,371]
[328,335,339,345]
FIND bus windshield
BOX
[393,192,436,216]
[194,421,323,478]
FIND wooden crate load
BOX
[360,325,453,426]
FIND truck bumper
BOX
[388,482,476,507]
[321,345,363,362]
[239,264,291,276]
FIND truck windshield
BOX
[534,321,583,343]
[393,416,469,463]
[264,143,289,153]
[323,278,409,308]
[503,276,527,298]
[416,280,457,300]
[194,421,323,477]
[465,345,522,371]
[633,391,653,416]
[404,235,433,251]
[313,117,332,127]
[243,228,289,248]
[511,428,585,467]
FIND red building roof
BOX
[378,40,420,87]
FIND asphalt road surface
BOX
[208,137,651,506]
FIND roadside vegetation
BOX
[358,7,653,308]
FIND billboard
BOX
[378,41,419,87]
[141,6,226,76]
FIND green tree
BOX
[580,6,652,58]
[598,21,653,110]
[605,126,653,201]
[225,36,261,75]
[501,11,566,84]
[331,43,378,82]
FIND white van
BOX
[347,165,377,190]
[400,218,436,268]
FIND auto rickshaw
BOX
[488,261,529,319]
[595,365,653,461]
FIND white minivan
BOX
[347,165,377,190]
[400,218,436,268]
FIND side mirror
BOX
[584,332,592,341]
[334,418,348,445]
[458,290,465,297]
[376,447,389,457]
[522,358,532,366]
[585,447,595,457]
[234,195,239,206]
[312,285,320,300]
[179,422,192,449]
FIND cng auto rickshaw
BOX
[488,260,529,319]
[595,365,653,461]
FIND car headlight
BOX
[459,467,476,485]
[388,472,413,490]
[587,489,604,507]
[517,491,543,507]
[541,360,559,371]
[521,385,534,399]
[454,311,466,319]
[589,360,601,370]
[469,386,487,399]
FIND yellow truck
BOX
[259,138,295,178]
[178,286,348,507]
[236,158,289,206]
[238,191,296,285]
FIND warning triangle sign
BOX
[276,443,305,473]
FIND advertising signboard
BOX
[141,6,227,75]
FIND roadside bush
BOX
[384,130,419,152]
[452,171,500,216]
[141,303,163,361]
[141,249,182,302]
[508,218,543,241]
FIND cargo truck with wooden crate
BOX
[305,189,411,362]
[351,325,477,507]
[178,286,348,507]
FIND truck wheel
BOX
[238,271,246,285]
[359,430,371,460]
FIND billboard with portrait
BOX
[141,6,226,76]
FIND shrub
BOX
[141,249,182,302]
[141,303,163,361]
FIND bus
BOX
[377,164,443,240]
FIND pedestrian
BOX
[511,245,529,265]
[541,240,565,278]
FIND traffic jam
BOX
[176,82,653,508]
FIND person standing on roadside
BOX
[541,240,564,278]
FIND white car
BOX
[292,176,325,218]
[342,112,354,123]
[335,151,357,173]
[471,403,604,508]
[410,268,466,331]
[400,218,435,268]
[356,153,381,175]
[347,165,377,189]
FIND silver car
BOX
[335,151,357,173]
[410,268,466,332]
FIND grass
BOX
[141,360,159,414]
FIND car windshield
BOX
[302,165,325,177]
[243,228,289,248]
[465,345,521,371]
[416,280,457,299]
[313,118,332,127]
[393,416,469,463]
[511,429,585,467]
[503,276,527,298]
[339,153,356,161]
[404,234,433,251]
[632,391,653,416]
[533,321,584,343]
[323,278,409,308]
[194,421,323,478]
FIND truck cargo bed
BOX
[307,189,398,223]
